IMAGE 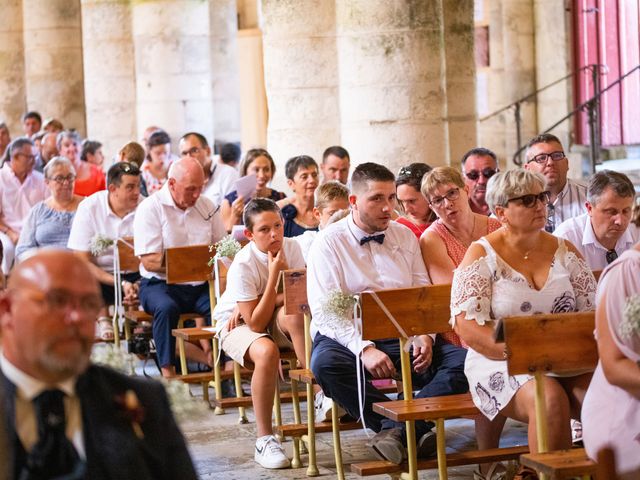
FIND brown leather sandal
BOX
[513,466,538,480]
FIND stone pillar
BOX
[478,0,537,167]
[261,0,341,186]
[442,0,477,165]
[132,0,214,149]
[81,0,137,163]
[22,0,86,135]
[210,0,242,145]
[0,0,26,136]
[534,0,572,148]
[335,0,451,172]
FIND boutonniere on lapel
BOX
[115,389,145,439]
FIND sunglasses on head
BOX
[119,161,140,175]
[464,168,497,181]
[507,191,551,208]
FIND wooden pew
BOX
[501,311,598,480]
[353,285,529,480]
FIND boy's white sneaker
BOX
[254,435,291,469]
[314,391,346,422]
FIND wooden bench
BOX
[501,311,598,480]
[353,285,530,480]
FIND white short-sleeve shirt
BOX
[67,190,137,273]
[201,163,239,208]
[0,165,49,232]
[133,182,226,280]
[307,214,431,356]
[213,238,306,333]
[554,212,640,270]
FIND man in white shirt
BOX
[461,147,499,216]
[134,158,226,377]
[0,250,197,479]
[555,170,639,270]
[67,162,141,306]
[178,132,238,208]
[307,163,468,464]
[0,137,49,275]
[320,145,351,185]
[524,133,587,232]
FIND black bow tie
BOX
[360,234,385,246]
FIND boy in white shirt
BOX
[295,180,349,263]
[213,198,306,469]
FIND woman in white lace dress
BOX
[450,170,597,464]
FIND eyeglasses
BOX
[507,191,551,208]
[20,288,104,317]
[429,188,460,208]
[180,146,202,158]
[605,249,618,264]
[118,161,140,175]
[464,168,497,181]
[527,151,565,165]
[50,174,76,184]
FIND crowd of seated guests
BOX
[1,109,640,478]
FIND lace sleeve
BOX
[450,257,493,327]
[565,251,596,311]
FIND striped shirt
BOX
[546,178,587,232]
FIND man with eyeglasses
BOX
[461,147,499,216]
[134,158,226,378]
[554,170,639,270]
[0,137,49,276]
[178,132,238,208]
[524,133,587,232]
[0,250,198,479]
[68,162,142,310]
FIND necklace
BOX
[502,228,533,260]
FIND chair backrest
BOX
[165,244,213,284]
[116,237,139,272]
[360,284,452,341]
[281,269,309,315]
[502,311,597,376]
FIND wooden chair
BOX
[115,237,139,346]
[278,270,399,478]
[354,285,528,480]
[501,311,598,480]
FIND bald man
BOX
[134,158,226,377]
[0,250,197,479]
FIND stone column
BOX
[261,0,341,185]
[478,0,536,167]
[132,0,214,149]
[442,0,477,165]
[0,0,26,136]
[336,0,451,172]
[210,0,242,145]
[22,0,86,135]
[81,0,137,162]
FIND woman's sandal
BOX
[513,465,538,480]
[97,317,115,341]
[473,461,518,480]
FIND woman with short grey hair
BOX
[450,169,597,477]
[15,156,83,261]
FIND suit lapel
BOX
[77,367,164,480]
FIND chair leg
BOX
[403,419,418,480]
[274,374,283,442]
[436,417,448,480]
[212,338,224,415]
[305,381,318,476]
[290,378,302,469]
[177,338,188,376]
[331,401,343,480]
[233,362,248,423]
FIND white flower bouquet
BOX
[619,294,640,340]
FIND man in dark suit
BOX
[0,250,198,479]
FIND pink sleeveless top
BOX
[428,216,502,347]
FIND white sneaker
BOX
[254,435,290,469]
[314,391,346,422]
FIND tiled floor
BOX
[180,381,528,480]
